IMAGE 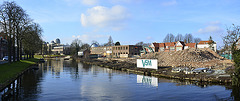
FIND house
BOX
[164,42,176,52]
[197,41,217,52]
[150,43,160,52]
[175,41,185,51]
[184,43,197,49]
[159,43,165,52]
[150,41,197,52]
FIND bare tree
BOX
[223,24,240,86]
[70,38,82,56]
[175,34,184,42]
[194,38,202,43]
[184,33,193,43]
[163,33,175,42]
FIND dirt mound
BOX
[141,48,232,68]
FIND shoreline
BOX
[0,59,40,91]
[78,58,232,85]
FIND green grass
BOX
[0,58,38,84]
[34,55,65,59]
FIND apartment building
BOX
[90,45,142,58]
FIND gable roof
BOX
[176,41,185,46]
[198,41,214,45]
[165,42,176,47]
[185,43,196,48]
[159,43,165,47]
[150,43,160,47]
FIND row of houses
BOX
[89,40,217,58]
[149,41,217,52]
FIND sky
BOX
[1,0,240,48]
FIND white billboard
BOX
[137,75,158,87]
[137,59,158,69]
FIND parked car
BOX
[3,56,8,61]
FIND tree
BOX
[91,40,100,46]
[22,23,43,58]
[104,36,114,46]
[208,36,215,51]
[163,33,175,42]
[175,34,184,42]
[184,33,193,43]
[115,41,120,46]
[81,43,90,49]
[135,41,151,47]
[194,38,202,43]
[70,38,82,56]
[223,24,240,86]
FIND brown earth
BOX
[141,48,233,69]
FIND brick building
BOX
[90,45,142,58]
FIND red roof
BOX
[159,43,165,47]
[152,43,159,47]
[165,42,176,46]
[185,43,196,48]
[198,41,212,45]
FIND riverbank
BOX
[78,58,232,84]
[0,58,39,90]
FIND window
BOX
[160,47,164,51]
[170,47,175,51]
[126,47,128,50]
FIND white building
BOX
[197,41,217,52]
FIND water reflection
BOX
[0,59,240,100]
[137,75,158,87]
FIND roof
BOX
[165,42,176,47]
[159,43,165,47]
[152,43,160,47]
[198,41,214,45]
[185,43,196,48]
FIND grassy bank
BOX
[0,58,38,84]
[34,55,65,59]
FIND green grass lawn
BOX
[34,55,66,59]
[0,58,38,84]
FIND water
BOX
[1,59,239,101]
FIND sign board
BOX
[137,59,158,69]
[137,75,158,87]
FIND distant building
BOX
[112,45,142,58]
[150,41,197,52]
[184,43,197,49]
[44,38,70,55]
[197,41,217,52]
[90,45,142,58]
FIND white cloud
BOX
[81,5,129,30]
[82,0,98,5]
[197,21,224,34]
[161,0,177,6]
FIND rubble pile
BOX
[141,48,232,68]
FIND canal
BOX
[1,59,239,101]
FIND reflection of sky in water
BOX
[0,59,235,100]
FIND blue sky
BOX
[2,0,240,48]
